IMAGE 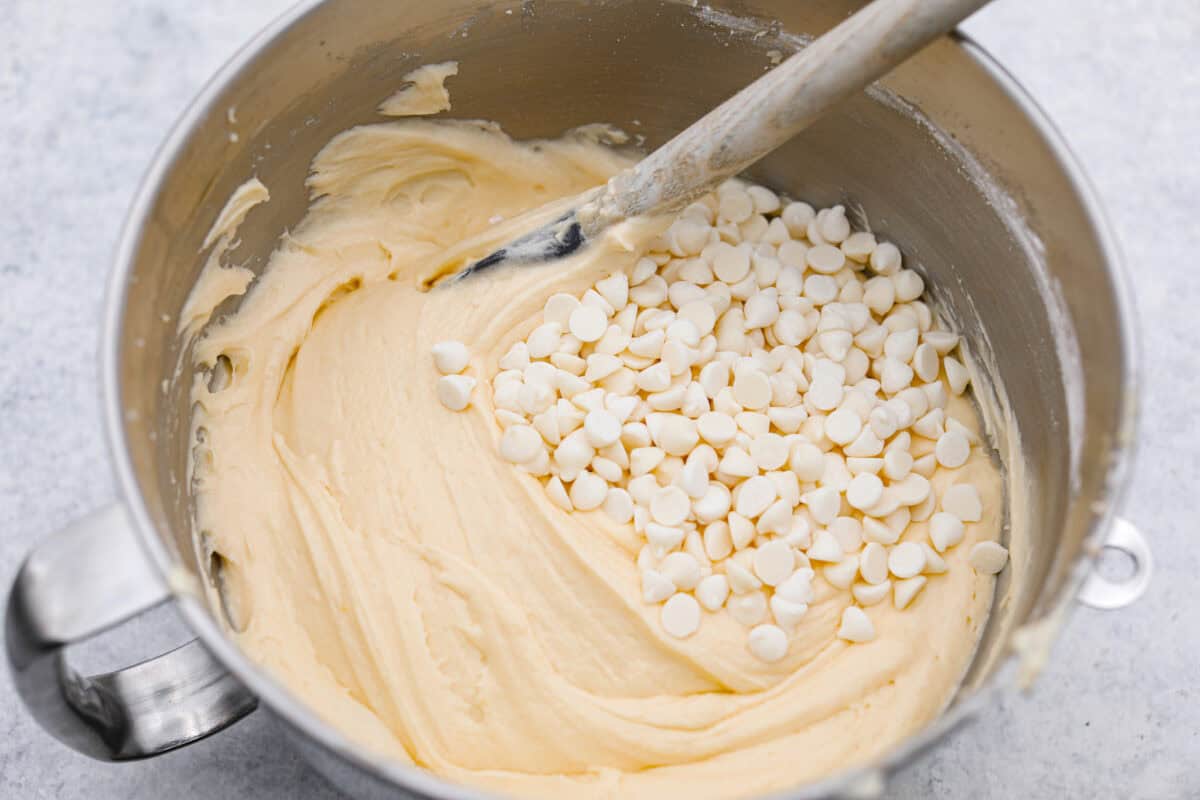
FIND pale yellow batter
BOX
[188,103,1003,797]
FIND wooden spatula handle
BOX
[583,0,992,231]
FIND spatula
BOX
[445,0,991,284]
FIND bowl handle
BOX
[1077,517,1153,610]
[5,505,257,760]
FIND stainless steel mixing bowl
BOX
[6,1,1152,797]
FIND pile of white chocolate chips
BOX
[433,179,1008,664]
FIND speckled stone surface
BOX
[1,2,1197,798]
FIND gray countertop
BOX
[2,1,1197,797]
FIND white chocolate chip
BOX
[726,560,762,594]
[846,473,884,511]
[943,483,983,522]
[747,624,789,663]
[862,516,900,545]
[437,374,476,411]
[555,371,590,399]
[920,329,955,352]
[630,446,666,477]
[912,343,939,383]
[806,244,845,274]
[912,453,937,478]
[559,333,585,355]
[630,275,668,307]
[660,552,702,590]
[802,487,841,525]
[636,362,671,394]
[570,471,607,510]
[678,300,717,336]
[807,529,843,563]
[732,369,772,410]
[929,512,965,552]
[842,230,876,262]
[642,569,674,603]
[719,446,758,479]
[921,542,948,574]
[603,488,634,524]
[893,270,924,302]
[749,433,789,470]
[544,293,580,326]
[694,483,733,524]
[697,411,737,446]
[499,341,530,371]
[519,381,555,415]
[893,576,927,610]
[969,541,1009,574]
[719,188,754,223]
[545,476,572,511]
[499,425,544,464]
[526,322,562,358]
[584,353,622,383]
[431,340,470,374]
[744,290,780,329]
[651,486,691,526]
[555,430,595,472]
[946,416,979,445]
[757,499,794,536]
[702,521,733,561]
[829,516,863,552]
[646,522,685,550]
[892,473,932,506]
[801,277,840,309]
[678,460,709,499]
[696,574,730,610]
[823,556,859,589]
[752,539,795,586]
[735,475,777,518]
[728,513,757,551]
[923,381,948,410]
[935,430,971,468]
[859,542,889,585]
[853,580,891,606]
[770,594,809,628]
[913,408,945,440]
[945,356,970,395]
[837,606,875,642]
[661,593,701,638]
[594,273,629,311]
[583,409,622,448]
[880,357,914,395]
[825,408,862,445]
[651,414,700,456]
[787,520,816,551]
[630,257,657,285]
[775,569,814,605]
[728,590,768,626]
[820,454,852,493]
[789,442,825,481]
[888,541,926,578]
[552,352,586,375]
[885,328,919,362]
[884,506,911,536]
[870,242,901,275]
[819,206,851,244]
[736,410,771,437]
[711,242,751,283]
[806,377,843,412]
